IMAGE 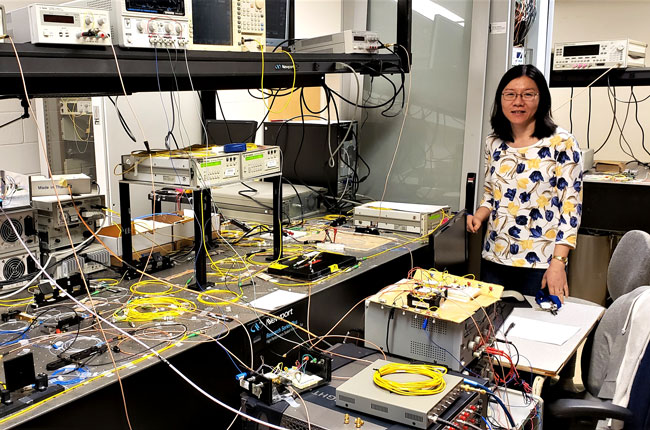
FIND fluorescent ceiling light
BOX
[396,0,465,25]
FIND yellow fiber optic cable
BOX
[373,363,447,396]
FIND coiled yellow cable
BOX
[196,289,241,306]
[116,297,197,322]
[373,363,447,396]
[130,280,182,296]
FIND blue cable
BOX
[132,212,180,220]
[427,326,480,377]
[0,327,31,346]
[463,379,516,428]
[216,340,243,374]
[481,416,494,430]
[50,367,90,386]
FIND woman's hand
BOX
[542,260,569,303]
[467,215,482,233]
[467,207,490,233]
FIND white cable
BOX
[165,46,191,148]
[0,206,290,430]
[182,48,210,146]
[154,47,173,148]
[552,67,615,114]
[337,148,352,203]
[0,255,52,300]
[379,45,412,204]
[226,406,243,430]
[109,43,149,144]
[328,63,360,168]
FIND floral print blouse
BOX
[479,128,583,269]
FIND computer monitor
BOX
[266,0,294,49]
[205,120,258,145]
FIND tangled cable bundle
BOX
[117,297,197,322]
[373,363,447,396]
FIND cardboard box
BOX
[98,211,222,258]
[97,220,173,257]
[595,160,626,173]
[173,210,220,237]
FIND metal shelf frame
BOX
[0,45,407,97]
[0,0,413,98]
[550,67,650,88]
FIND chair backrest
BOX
[607,230,650,301]
[586,286,650,399]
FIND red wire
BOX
[486,347,518,384]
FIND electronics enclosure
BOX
[263,121,357,199]
[553,39,647,70]
[6,4,111,45]
[66,0,191,48]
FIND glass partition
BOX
[360,0,474,210]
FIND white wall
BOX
[0,99,40,174]
[1,0,69,176]
[551,0,650,164]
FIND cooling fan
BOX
[0,208,36,254]
[0,250,37,292]
[2,256,26,281]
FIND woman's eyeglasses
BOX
[502,91,538,101]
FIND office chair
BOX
[548,230,650,429]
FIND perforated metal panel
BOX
[410,316,448,335]
[405,412,424,423]
[338,394,355,404]
[410,340,447,362]
[281,415,328,430]
[371,403,388,413]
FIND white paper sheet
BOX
[497,315,580,346]
[248,290,306,311]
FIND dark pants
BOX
[480,259,546,296]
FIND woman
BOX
[467,65,583,301]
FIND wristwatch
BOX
[551,255,568,265]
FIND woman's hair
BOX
[490,64,557,142]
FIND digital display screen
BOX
[191,0,232,46]
[266,0,289,41]
[125,0,185,16]
[563,44,600,57]
[43,14,75,24]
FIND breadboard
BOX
[297,230,393,251]
[264,369,323,390]
[370,271,503,324]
